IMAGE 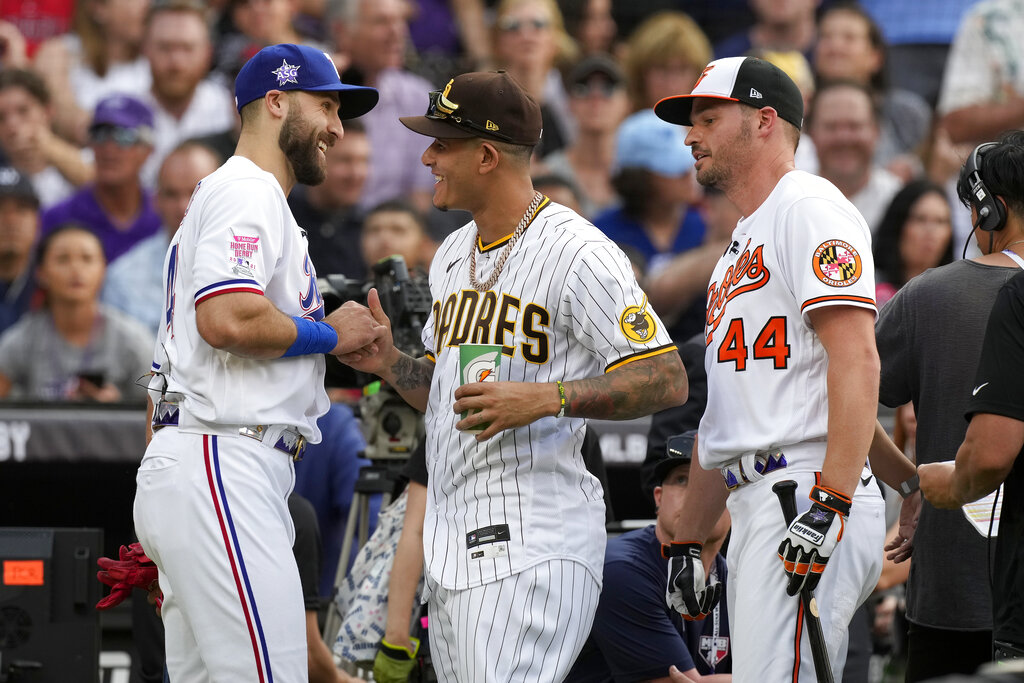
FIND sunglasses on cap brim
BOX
[425,89,514,143]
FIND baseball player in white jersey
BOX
[338,71,688,682]
[132,44,383,682]
[654,57,887,681]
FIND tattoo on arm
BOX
[390,354,434,391]
[565,355,683,420]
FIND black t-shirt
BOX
[966,270,1024,647]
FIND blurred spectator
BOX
[539,54,629,219]
[327,0,435,211]
[105,141,222,332]
[406,0,492,79]
[646,185,741,345]
[860,0,983,108]
[560,0,618,57]
[138,0,236,189]
[32,0,151,144]
[937,0,1024,145]
[532,172,584,215]
[622,11,712,112]
[214,0,328,82]
[873,179,955,306]
[0,223,153,402]
[714,0,819,60]
[614,0,754,47]
[0,3,72,61]
[594,110,704,276]
[361,199,434,273]
[751,48,818,173]
[565,430,732,682]
[41,94,161,265]
[289,117,370,280]
[813,2,932,175]
[0,68,94,208]
[0,167,40,334]
[491,0,578,158]
[808,80,904,234]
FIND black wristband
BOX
[661,541,702,560]
[898,474,920,499]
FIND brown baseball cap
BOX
[400,71,543,146]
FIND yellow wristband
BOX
[555,380,566,418]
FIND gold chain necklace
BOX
[468,191,543,292]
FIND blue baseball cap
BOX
[614,109,695,178]
[234,43,379,119]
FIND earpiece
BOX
[966,142,1007,232]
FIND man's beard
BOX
[695,119,752,189]
[279,109,325,185]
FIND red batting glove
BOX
[96,542,161,611]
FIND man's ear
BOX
[264,90,289,121]
[478,141,501,174]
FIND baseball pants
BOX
[427,559,601,682]
[724,447,886,682]
[134,428,306,682]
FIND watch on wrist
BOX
[898,473,920,499]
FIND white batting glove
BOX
[777,484,851,595]
[664,542,722,620]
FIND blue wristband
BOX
[283,316,338,357]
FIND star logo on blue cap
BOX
[272,59,300,86]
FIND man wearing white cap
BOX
[655,56,886,680]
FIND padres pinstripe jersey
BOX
[150,156,330,441]
[420,198,676,590]
[697,170,876,469]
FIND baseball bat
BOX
[773,479,834,683]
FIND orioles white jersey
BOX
[420,198,676,590]
[151,156,330,442]
[697,170,876,469]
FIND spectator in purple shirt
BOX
[40,94,161,267]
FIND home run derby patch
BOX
[619,298,656,342]
[812,239,862,287]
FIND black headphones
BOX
[965,141,1007,232]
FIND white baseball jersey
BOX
[697,170,876,469]
[420,198,676,590]
[150,156,330,441]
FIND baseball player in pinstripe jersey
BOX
[654,57,887,681]
[339,71,688,682]
[133,44,383,681]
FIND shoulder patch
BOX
[619,298,657,343]
[812,239,862,287]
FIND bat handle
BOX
[772,479,799,525]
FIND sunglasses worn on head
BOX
[498,17,551,33]
[426,89,513,142]
[90,126,148,147]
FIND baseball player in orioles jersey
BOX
[339,71,687,682]
[655,57,886,681]
[133,44,380,681]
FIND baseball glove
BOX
[96,542,161,611]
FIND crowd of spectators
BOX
[2,0,1020,680]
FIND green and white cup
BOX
[459,344,502,429]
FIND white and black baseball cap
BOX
[654,56,804,130]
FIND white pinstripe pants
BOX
[427,559,600,683]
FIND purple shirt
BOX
[40,186,162,264]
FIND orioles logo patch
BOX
[813,239,862,287]
[620,297,656,342]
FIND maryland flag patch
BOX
[619,296,657,343]
[812,239,862,287]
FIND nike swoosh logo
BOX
[973,382,989,396]
[446,259,461,273]
[861,475,874,487]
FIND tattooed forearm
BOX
[564,352,687,420]
[390,354,434,391]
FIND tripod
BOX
[322,385,423,648]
